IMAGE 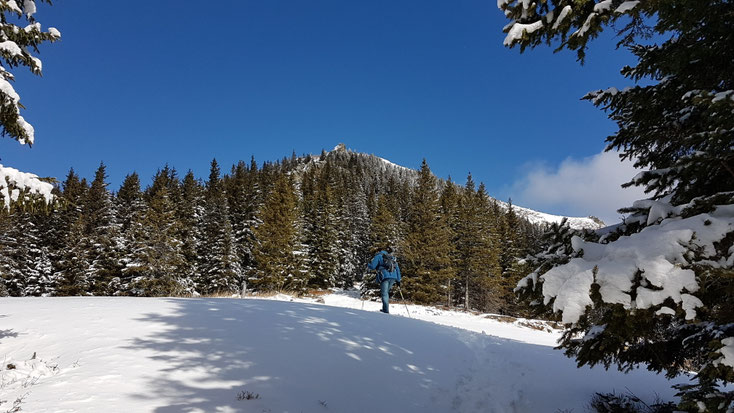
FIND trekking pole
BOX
[397,285,411,318]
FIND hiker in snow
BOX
[368,247,401,314]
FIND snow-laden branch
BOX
[499,0,645,57]
[0,1,59,208]
[0,0,61,145]
[520,203,734,324]
[0,162,54,208]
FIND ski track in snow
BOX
[0,296,681,412]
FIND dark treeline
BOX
[0,146,543,313]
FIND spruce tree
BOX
[302,161,340,289]
[498,200,523,275]
[117,173,144,232]
[400,160,454,305]
[0,207,52,296]
[31,199,58,295]
[501,0,734,408]
[199,159,242,295]
[336,173,371,288]
[55,171,91,295]
[455,176,503,311]
[56,214,92,295]
[177,171,203,292]
[57,169,86,226]
[225,161,257,282]
[124,169,185,296]
[115,172,146,295]
[251,172,302,292]
[370,194,400,252]
[439,178,461,307]
[474,183,505,312]
[83,163,121,295]
[241,156,262,279]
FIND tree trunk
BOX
[465,275,469,310]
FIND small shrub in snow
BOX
[1,393,27,413]
[589,391,675,413]
[236,390,260,401]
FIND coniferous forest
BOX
[0,145,544,313]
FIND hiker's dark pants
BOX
[380,279,396,313]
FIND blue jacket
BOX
[368,251,401,284]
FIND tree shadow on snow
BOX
[122,298,509,413]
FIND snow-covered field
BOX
[1,293,682,412]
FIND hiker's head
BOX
[385,246,393,254]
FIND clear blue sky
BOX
[2,0,642,221]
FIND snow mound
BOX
[0,353,60,393]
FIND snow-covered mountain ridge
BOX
[496,199,605,230]
[325,144,604,230]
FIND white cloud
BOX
[511,150,647,225]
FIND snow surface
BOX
[0,294,681,412]
[253,290,562,346]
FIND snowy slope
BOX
[0,296,681,412]
[494,198,605,230]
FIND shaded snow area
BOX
[0,297,680,412]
